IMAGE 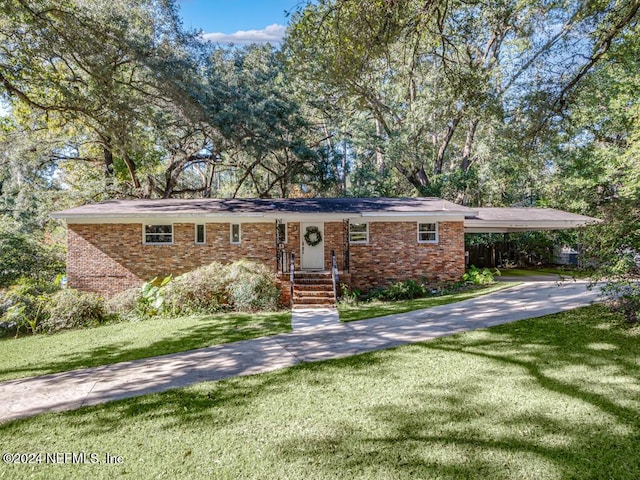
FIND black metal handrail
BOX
[331,249,339,302]
[289,252,295,308]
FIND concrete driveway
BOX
[0,281,600,423]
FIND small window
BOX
[230,223,241,244]
[144,224,173,244]
[277,222,287,244]
[195,224,206,244]
[418,222,438,243]
[349,222,368,243]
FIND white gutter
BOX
[361,210,476,217]
[52,210,472,224]
[464,219,600,233]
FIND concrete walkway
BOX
[291,307,340,330]
[0,281,600,423]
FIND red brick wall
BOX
[67,220,465,298]
[348,221,465,292]
[67,222,276,297]
[323,222,346,271]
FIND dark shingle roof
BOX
[51,197,475,217]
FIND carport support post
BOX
[503,233,510,266]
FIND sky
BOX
[178,0,301,45]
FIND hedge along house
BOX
[51,197,599,308]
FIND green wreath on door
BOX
[304,226,322,246]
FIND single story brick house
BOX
[51,197,598,307]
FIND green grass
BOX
[2,304,639,479]
[338,282,518,322]
[499,267,592,278]
[0,311,291,382]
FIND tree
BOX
[0,0,204,196]
[285,0,640,203]
[197,44,338,198]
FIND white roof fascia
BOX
[58,211,470,224]
[356,214,467,223]
[361,210,476,218]
[62,213,266,224]
[464,219,598,233]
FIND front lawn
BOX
[4,304,637,479]
[499,267,593,278]
[338,282,517,322]
[0,311,291,382]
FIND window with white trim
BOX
[195,224,206,244]
[418,222,438,243]
[276,222,287,244]
[230,223,241,244]
[349,222,368,243]
[144,224,173,244]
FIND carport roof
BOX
[464,207,600,233]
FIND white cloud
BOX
[201,24,286,45]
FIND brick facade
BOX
[67,222,276,297]
[67,220,465,298]
[348,221,465,292]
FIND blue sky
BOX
[178,0,301,44]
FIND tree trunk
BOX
[374,118,385,173]
[396,163,431,196]
[204,161,215,198]
[102,144,114,190]
[435,116,460,174]
[461,119,479,171]
[122,152,141,190]
[342,135,348,194]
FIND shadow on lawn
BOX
[271,305,640,479]
[0,312,291,380]
[1,305,638,479]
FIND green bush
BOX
[338,283,360,306]
[106,287,143,319]
[163,260,280,315]
[41,289,107,333]
[224,260,280,312]
[139,275,172,316]
[0,278,59,336]
[368,279,427,301]
[164,263,229,314]
[463,265,499,285]
[600,280,640,323]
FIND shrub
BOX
[41,289,107,333]
[139,275,172,316]
[338,283,360,306]
[600,280,640,323]
[0,278,59,336]
[463,265,499,285]
[164,263,229,314]
[224,260,280,312]
[368,279,427,301]
[106,287,143,319]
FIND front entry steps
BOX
[292,271,336,309]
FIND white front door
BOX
[301,222,324,270]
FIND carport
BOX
[463,207,601,267]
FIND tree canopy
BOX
[0,0,637,257]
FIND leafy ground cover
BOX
[0,311,291,382]
[1,305,638,479]
[339,282,517,322]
